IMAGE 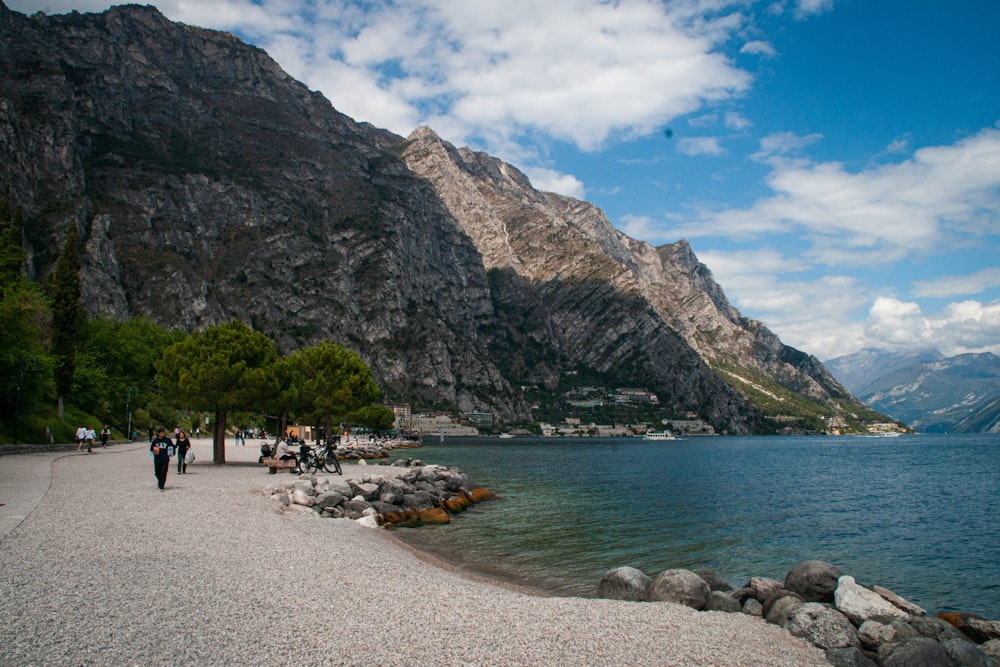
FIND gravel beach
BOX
[0,438,828,666]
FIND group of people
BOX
[75,424,111,453]
[148,428,193,491]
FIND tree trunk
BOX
[57,394,64,420]
[213,409,227,464]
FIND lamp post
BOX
[125,386,137,441]
[14,355,36,445]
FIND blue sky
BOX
[17,0,1000,361]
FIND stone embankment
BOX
[263,458,497,528]
[597,560,1000,666]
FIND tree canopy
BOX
[156,320,278,463]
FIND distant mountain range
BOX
[825,349,1000,433]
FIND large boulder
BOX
[745,576,783,603]
[692,568,732,592]
[314,490,346,510]
[765,594,805,626]
[937,612,1000,644]
[908,615,970,643]
[879,637,951,667]
[857,619,920,652]
[980,639,1000,664]
[703,590,742,613]
[648,569,710,610]
[824,647,877,667]
[784,560,842,603]
[834,575,909,625]
[941,638,993,667]
[291,489,314,506]
[872,585,926,616]
[784,602,861,650]
[596,566,651,602]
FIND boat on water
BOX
[498,433,515,439]
[643,431,680,441]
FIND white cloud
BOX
[678,136,725,156]
[667,127,1000,266]
[793,0,835,19]
[523,167,586,200]
[864,297,1000,356]
[724,111,752,131]
[912,267,1000,299]
[740,40,777,57]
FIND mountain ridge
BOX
[0,2,886,433]
[826,348,1000,433]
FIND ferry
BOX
[643,431,680,441]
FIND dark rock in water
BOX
[825,646,877,667]
[784,560,841,603]
[879,636,951,667]
[596,566,650,602]
[941,637,992,667]
[702,590,741,613]
[784,602,861,650]
[648,569,710,610]
[692,568,732,592]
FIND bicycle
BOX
[298,441,342,475]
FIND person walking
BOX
[76,424,88,451]
[85,426,96,453]
[100,425,110,448]
[150,428,174,491]
[175,430,191,474]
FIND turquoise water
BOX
[393,434,1000,618]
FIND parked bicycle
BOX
[298,440,342,475]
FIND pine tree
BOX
[51,223,82,419]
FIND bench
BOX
[261,457,298,474]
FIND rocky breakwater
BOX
[263,460,497,528]
[597,560,1000,667]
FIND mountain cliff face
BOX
[827,349,1000,433]
[0,2,875,433]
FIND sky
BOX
[13,0,1000,361]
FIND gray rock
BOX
[596,566,650,602]
[941,637,992,667]
[314,490,346,509]
[327,479,354,497]
[879,637,951,667]
[341,497,373,518]
[765,594,804,626]
[378,478,409,505]
[291,489,314,506]
[702,590,741,613]
[742,598,763,616]
[784,602,861,650]
[401,490,436,511]
[648,569,710,610]
[762,589,804,617]
[872,585,926,617]
[692,568,732,592]
[784,560,842,603]
[964,617,1000,643]
[746,576,783,603]
[349,481,381,501]
[980,639,1000,664]
[857,619,920,652]
[835,575,909,625]
[370,501,403,515]
[908,615,969,643]
[825,647,877,667]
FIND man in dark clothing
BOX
[150,428,174,491]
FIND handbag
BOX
[185,451,195,464]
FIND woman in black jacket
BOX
[175,430,192,474]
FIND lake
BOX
[392,433,1000,619]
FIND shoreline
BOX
[0,437,830,665]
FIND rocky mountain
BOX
[826,349,1000,433]
[0,2,883,433]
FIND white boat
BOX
[643,431,679,441]
[498,433,515,439]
